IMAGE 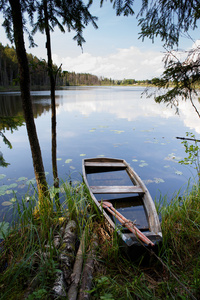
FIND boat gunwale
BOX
[82,157,162,246]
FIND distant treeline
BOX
[0,43,151,89]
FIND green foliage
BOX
[179,132,200,182]
[27,289,47,300]
[138,1,200,115]
[0,221,10,239]
[158,185,200,296]
[100,0,134,17]
[0,180,200,299]
[32,0,98,48]
[138,0,199,48]
[0,152,10,167]
[0,116,24,134]
[0,116,24,167]
[90,276,115,299]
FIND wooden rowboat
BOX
[82,157,162,257]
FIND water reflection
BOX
[0,86,200,221]
[1,87,199,134]
[54,87,200,134]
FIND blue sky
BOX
[0,1,199,80]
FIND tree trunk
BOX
[43,0,60,209]
[8,0,49,204]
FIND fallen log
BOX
[52,271,67,297]
[68,229,86,300]
[78,234,98,300]
[52,220,77,297]
[58,220,77,290]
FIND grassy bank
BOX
[0,181,199,299]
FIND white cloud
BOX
[55,87,200,134]
[53,46,164,80]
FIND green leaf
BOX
[0,222,10,239]
[65,159,72,164]
[0,174,6,180]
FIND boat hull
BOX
[82,157,162,257]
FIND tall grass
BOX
[90,184,200,299]
[0,181,89,299]
[0,181,199,299]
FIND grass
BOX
[90,184,200,299]
[0,181,200,299]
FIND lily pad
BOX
[26,179,36,185]
[154,178,165,184]
[132,159,138,162]
[0,174,6,180]
[17,177,27,182]
[70,166,75,170]
[10,198,16,203]
[18,184,26,189]
[2,201,13,206]
[65,159,72,164]
[80,154,86,157]
[8,183,17,189]
[0,185,9,196]
[57,158,62,161]
[164,153,181,162]
[6,190,15,195]
[0,222,9,239]
[0,184,17,196]
[89,128,96,132]
[140,129,154,132]
[139,162,148,167]
[143,179,154,184]
[111,130,124,134]
[99,125,108,129]
[175,170,183,175]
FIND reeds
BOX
[90,183,200,299]
[0,181,199,299]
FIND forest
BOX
[0,43,150,89]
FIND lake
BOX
[0,86,200,221]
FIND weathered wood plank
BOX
[90,185,144,194]
[85,162,125,168]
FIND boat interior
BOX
[85,165,149,232]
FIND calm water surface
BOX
[0,86,200,220]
